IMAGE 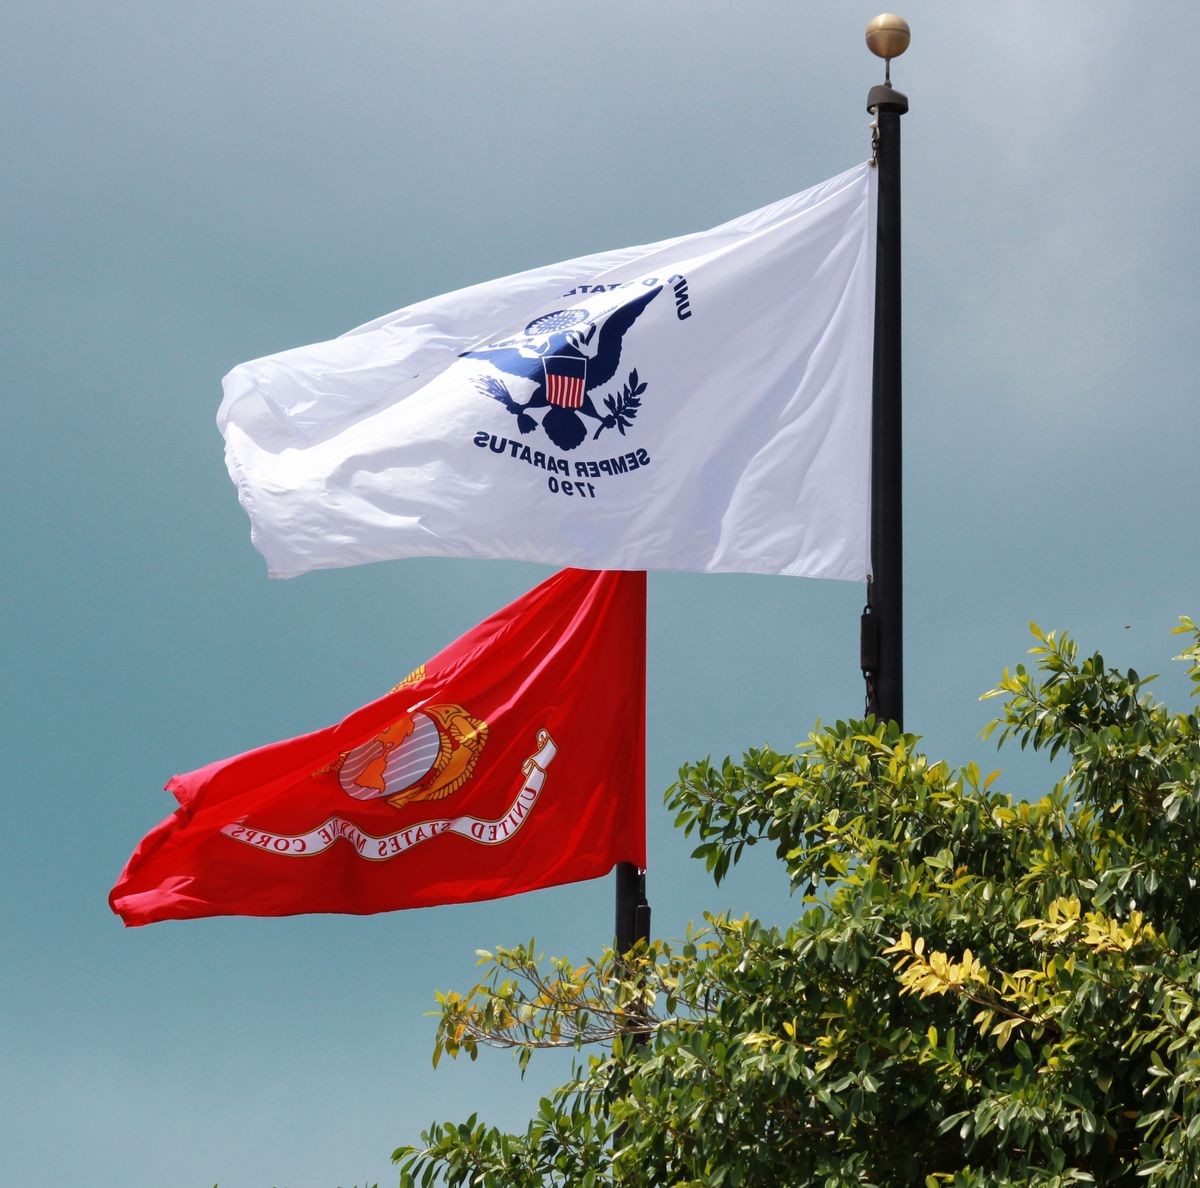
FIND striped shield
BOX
[542,354,587,409]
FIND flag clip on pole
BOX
[863,14,909,731]
[615,861,650,954]
[615,859,651,1046]
[860,592,880,714]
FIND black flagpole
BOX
[862,15,909,731]
[614,860,650,1048]
[615,572,649,1033]
[617,16,907,1010]
[615,861,649,955]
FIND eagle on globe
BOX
[334,705,488,810]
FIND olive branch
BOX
[592,369,647,440]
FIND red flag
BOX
[110,569,645,926]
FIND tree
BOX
[394,619,1200,1187]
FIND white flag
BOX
[219,163,876,580]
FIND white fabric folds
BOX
[219,163,877,580]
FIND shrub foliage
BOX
[395,619,1200,1186]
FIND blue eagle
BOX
[462,284,662,451]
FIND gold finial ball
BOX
[865,13,910,60]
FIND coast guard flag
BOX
[220,164,875,580]
[110,569,645,926]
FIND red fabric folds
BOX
[110,569,645,926]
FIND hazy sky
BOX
[4,3,1198,1185]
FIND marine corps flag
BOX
[219,163,875,581]
[110,569,645,926]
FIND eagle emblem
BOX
[334,704,488,810]
[461,284,661,451]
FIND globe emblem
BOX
[524,308,589,336]
[339,712,443,802]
